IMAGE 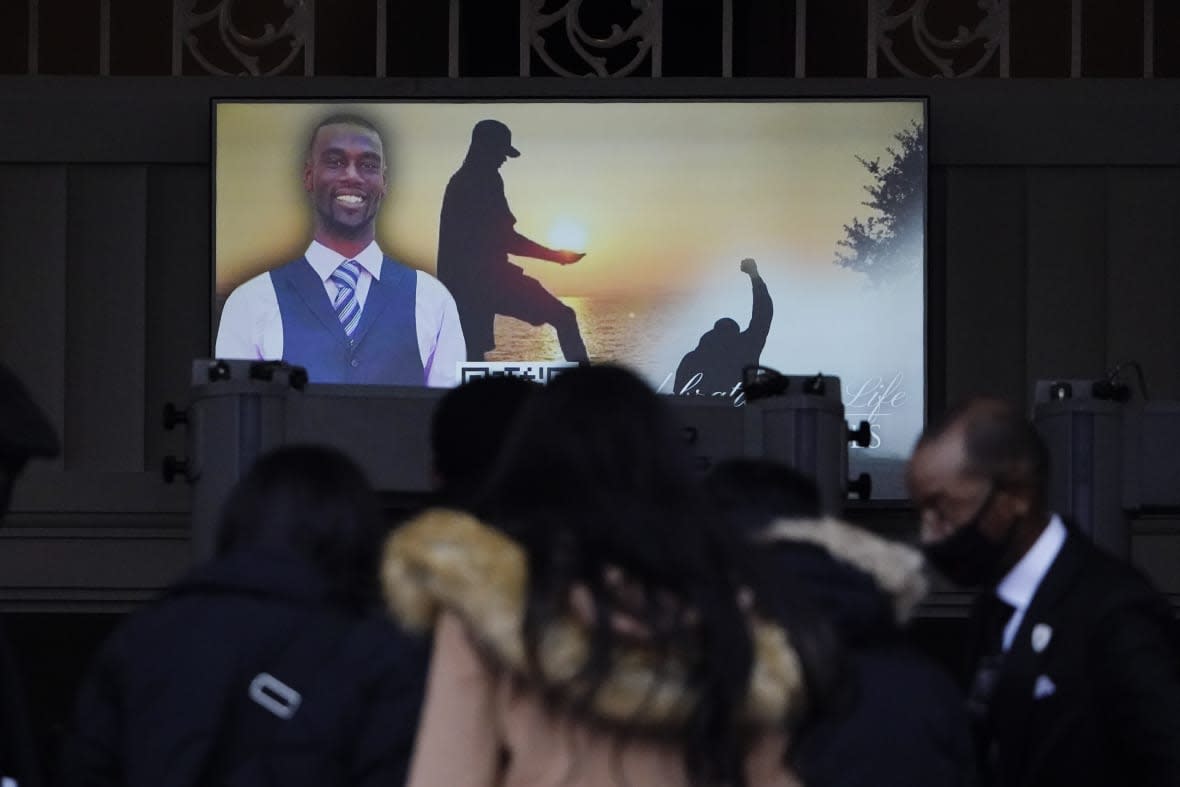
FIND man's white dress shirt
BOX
[995,514,1068,652]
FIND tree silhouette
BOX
[834,121,926,285]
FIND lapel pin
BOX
[1031,623,1053,653]
[1034,674,1056,700]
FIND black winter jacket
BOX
[758,518,976,787]
[56,549,428,787]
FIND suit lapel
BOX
[963,591,994,685]
[992,534,1087,778]
[285,257,351,349]
[1008,535,1085,665]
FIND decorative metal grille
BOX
[520,0,663,78]
[871,0,1010,78]
[172,0,314,76]
[7,0,1169,78]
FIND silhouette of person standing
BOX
[675,258,774,397]
[437,119,589,363]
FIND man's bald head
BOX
[917,397,1049,510]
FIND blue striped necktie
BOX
[330,259,362,337]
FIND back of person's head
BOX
[712,317,740,336]
[477,364,760,785]
[0,363,59,517]
[919,396,1049,510]
[704,458,854,728]
[480,364,711,586]
[702,318,740,350]
[430,374,538,507]
[216,444,386,610]
[705,458,823,535]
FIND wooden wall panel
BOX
[143,165,211,470]
[943,168,1027,405]
[1131,516,1180,596]
[0,165,69,474]
[0,525,190,611]
[2,79,1180,607]
[2,80,1180,167]
[1105,168,1180,399]
[64,166,147,471]
[926,165,947,415]
[1024,168,1108,389]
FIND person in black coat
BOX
[57,444,428,787]
[706,458,975,787]
[0,363,61,787]
[908,397,1180,787]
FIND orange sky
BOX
[216,100,924,298]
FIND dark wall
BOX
[2,3,1177,776]
[2,76,1179,609]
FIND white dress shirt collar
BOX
[304,239,384,282]
[995,514,1067,651]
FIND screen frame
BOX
[210,86,932,500]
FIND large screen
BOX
[214,99,926,496]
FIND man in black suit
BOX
[906,397,1180,787]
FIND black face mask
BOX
[922,487,1012,588]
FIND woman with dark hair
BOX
[383,365,829,787]
[59,444,427,787]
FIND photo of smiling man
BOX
[215,113,466,387]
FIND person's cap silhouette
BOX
[471,119,520,158]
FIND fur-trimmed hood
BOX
[381,508,807,733]
[753,516,929,637]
